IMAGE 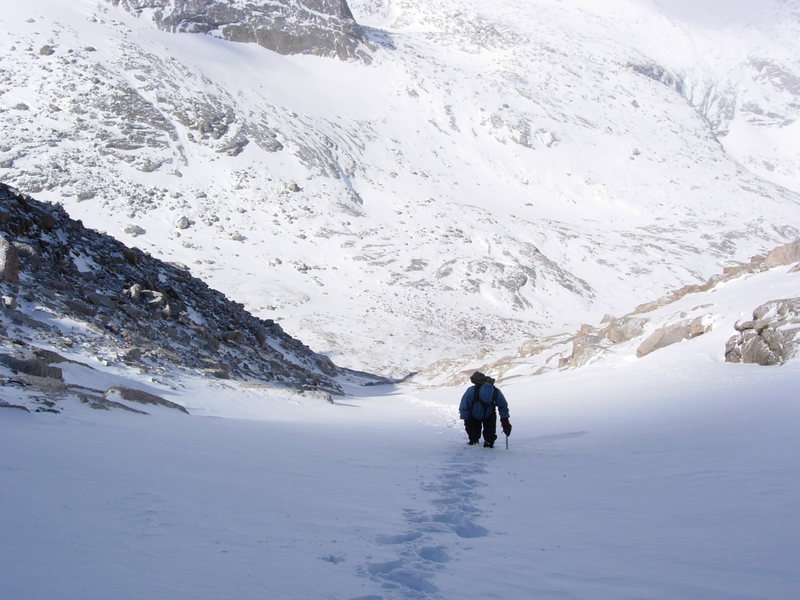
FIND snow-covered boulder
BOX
[725,298,800,365]
[636,317,711,358]
[601,316,648,344]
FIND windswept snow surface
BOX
[2,266,799,599]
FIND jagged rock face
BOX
[0,183,350,393]
[108,0,369,60]
[726,298,800,365]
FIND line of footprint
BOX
[353,448,492,600]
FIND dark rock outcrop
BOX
[104,385,190,414]
[0,182,363,394]
[0,354,63,380]
[109,0,370,61]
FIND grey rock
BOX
[39,45,56,56]
[127,283,143,301]
[0,355,63,380]
[560,334,607,368]
[636,316,711,358]
[0,236,21,282]
[123,347,145,362]
[108,0,369,61]
[124,224,147,237]
[726,298,800,365]
[175,216,191,229]
[81,394,149,414]
[87,293,117,309]
[0,400,31,412]
[64,299,97,317]
[601,316,648,344]
[765,240,800,268]
[104,385,190,414]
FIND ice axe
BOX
[501,418,512,449]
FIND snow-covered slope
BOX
[1,0,799,376]
[2,262,799,599]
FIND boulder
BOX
[0,400,30,412]
[64,299,96,317]
[104,386,190,414]
[0,236,20,282]
[124,224,147,237]
[601,317,648,344]
[0,354,63,380]
[636,316,711,358]
[764,240,800,268]
[560,334,607,368]
[725,298,800,365]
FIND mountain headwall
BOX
[2,0,800,376]
[108,0,370,60]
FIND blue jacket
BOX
[459,384,509,421]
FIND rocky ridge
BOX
[108,0,371,61]
[0,183,377,414]
[416,239,800,386]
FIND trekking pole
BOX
[505,434,509,450]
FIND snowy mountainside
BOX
[415,239,800,387]
[1,0,799,377]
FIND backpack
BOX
[470,384,498,420]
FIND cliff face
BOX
[108,0,370,60]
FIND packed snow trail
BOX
[2,346,800,599]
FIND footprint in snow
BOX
[356,450,492,597]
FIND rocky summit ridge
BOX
[0,183,379,414]
[108,0,371,60]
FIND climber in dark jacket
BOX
[459,371,511,448]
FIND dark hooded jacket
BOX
[459,383,509,421]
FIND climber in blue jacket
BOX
[459,371,511,448]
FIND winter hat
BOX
[470,371,487,385]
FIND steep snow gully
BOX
[2,0,800,598]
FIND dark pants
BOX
[465,414,497,446]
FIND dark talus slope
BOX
[0,182,372,397]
